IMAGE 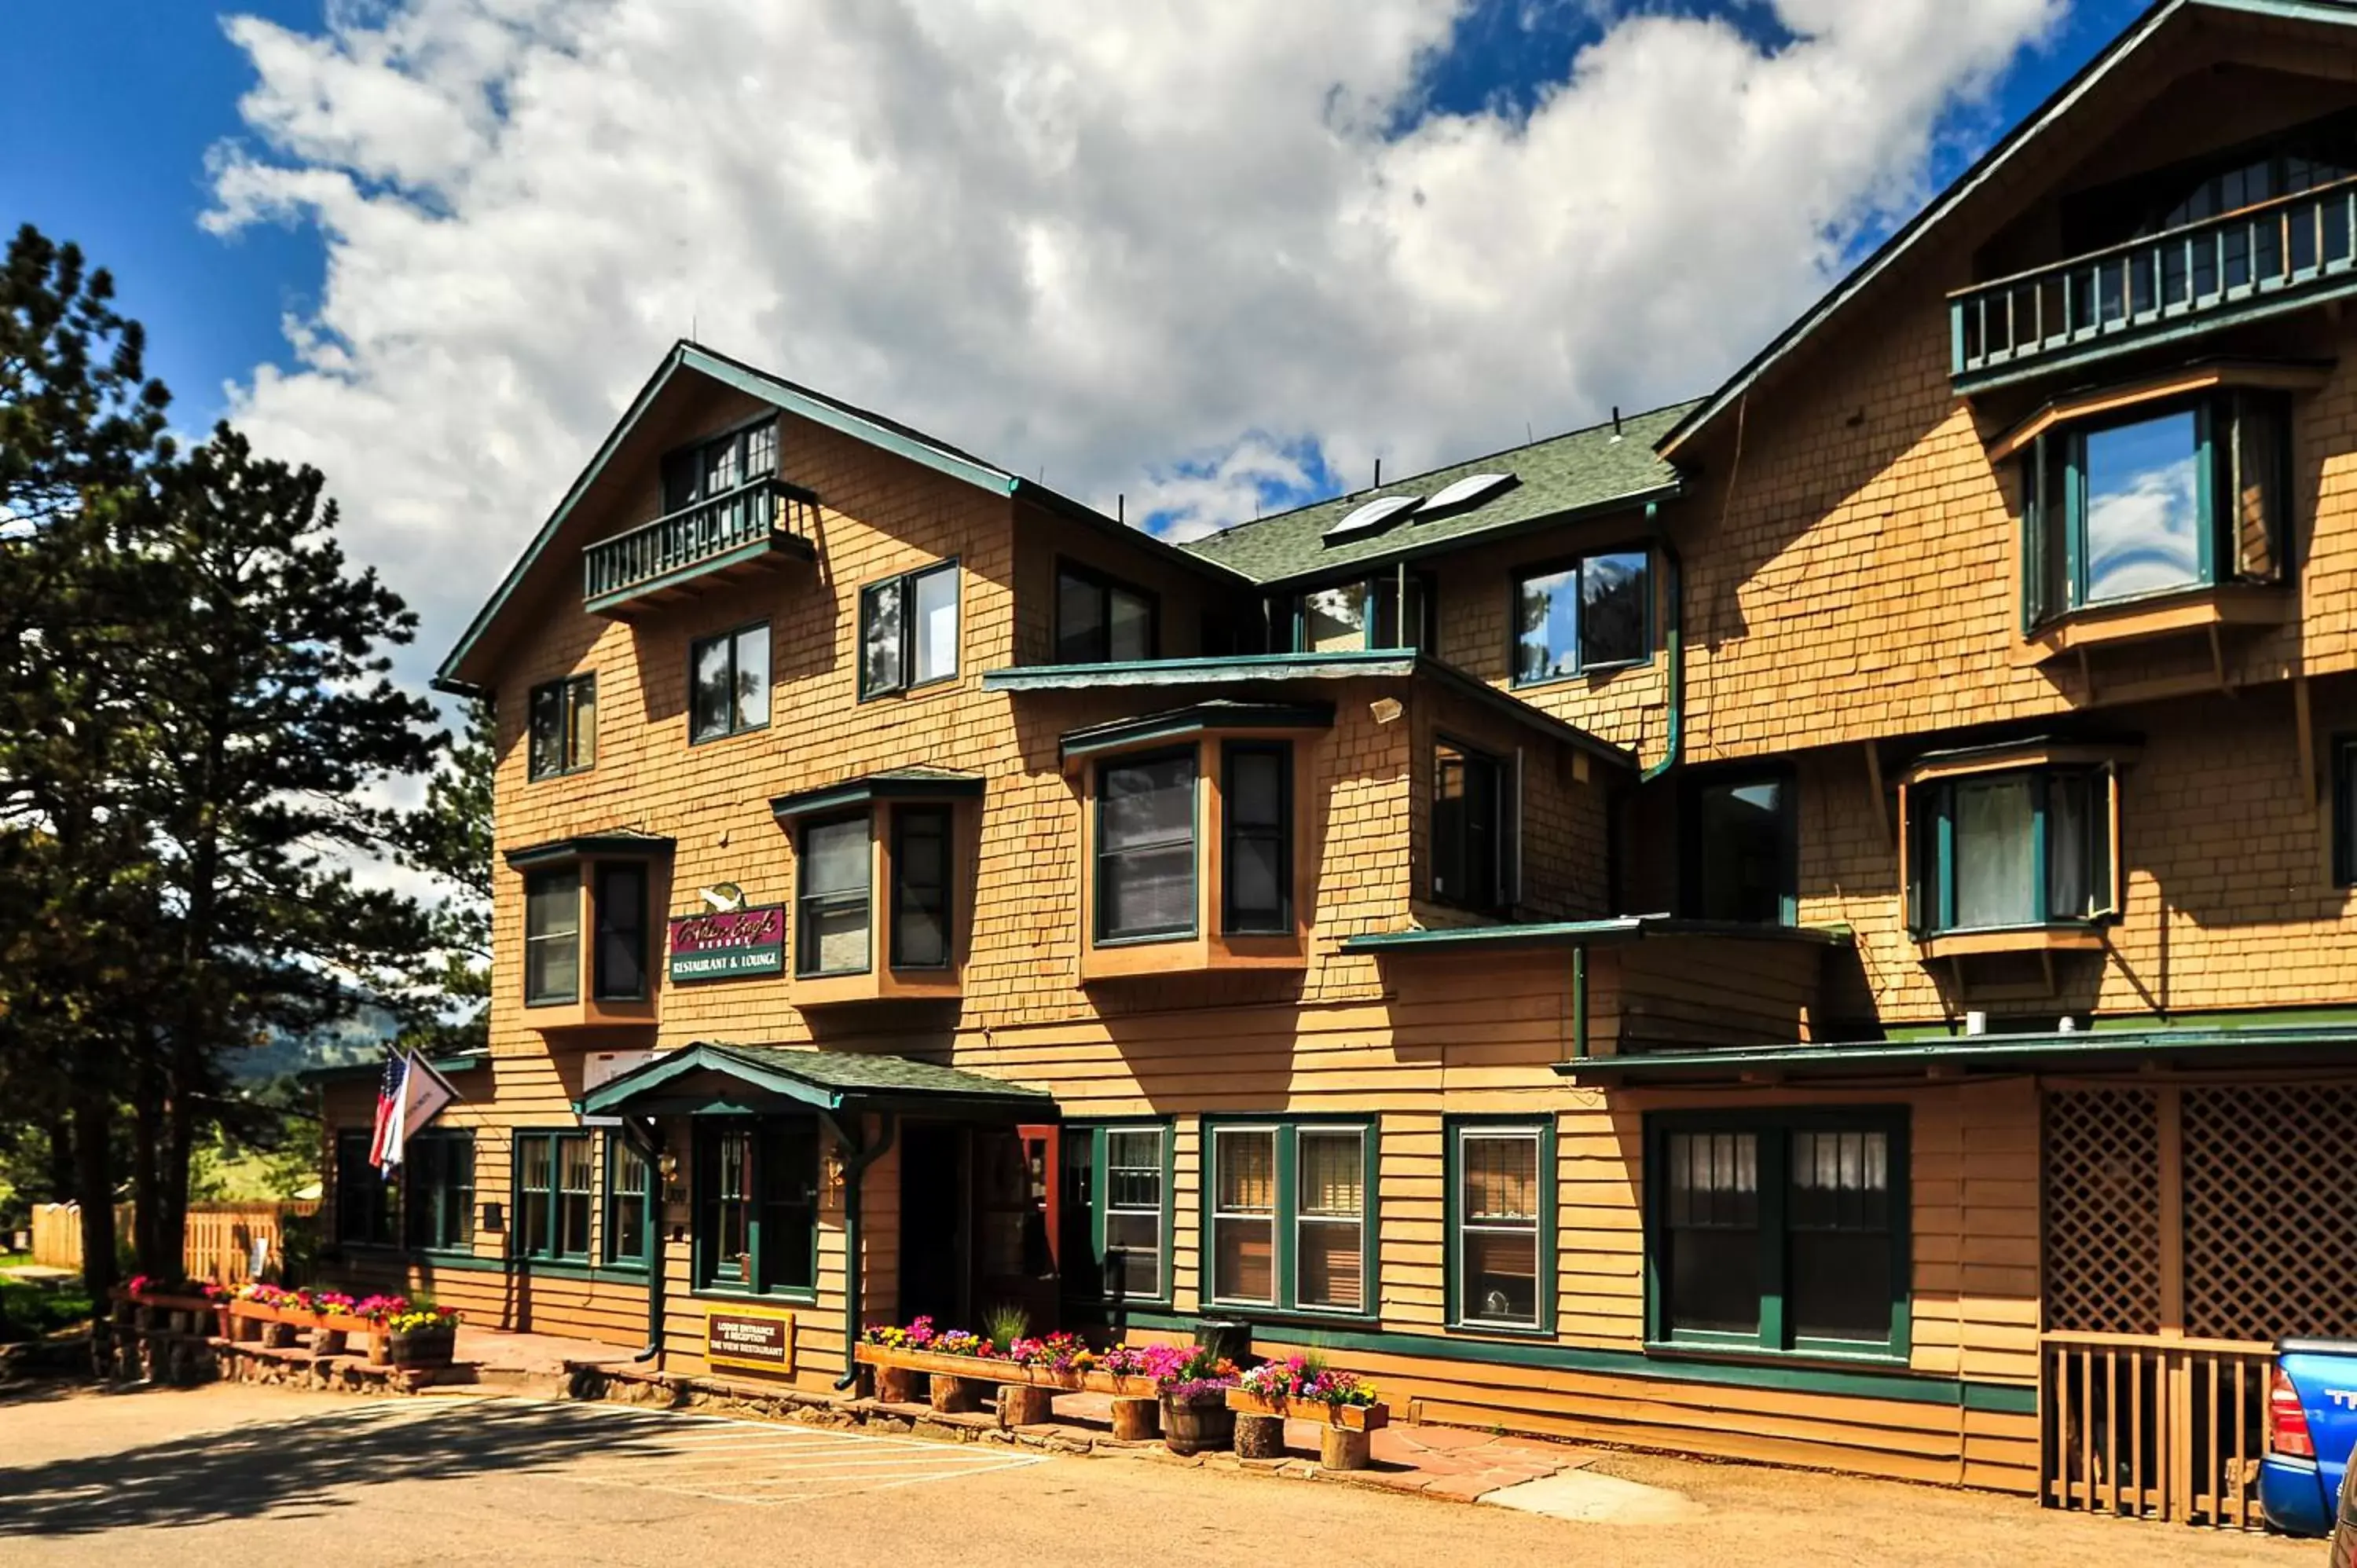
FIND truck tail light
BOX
[2270,1366,2316,1460]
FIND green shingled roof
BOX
[700,1043,1050,1101]
[1178,399,1701,587]
[578,1040,1054,1117]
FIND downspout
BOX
[1641,507,1684,784]
[623,1116,665,1363]
[831,1111,899,1390]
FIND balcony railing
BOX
[582,474,814,614]
[1951,173,2357,383]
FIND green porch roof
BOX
[768,767,985,821]
[1560,1022,2357,1083]
[1176,401,1696,588]
[1341,915,1853,954]
[577,1042,1054,1118]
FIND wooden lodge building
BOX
[321,0,2357,1526]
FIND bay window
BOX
[1512,549,1651,683]
[1204,1118,1376,1317]
[524,869,581,1005]
[891,807,952,968]
[1648,1110,1909,1359]
[796,815,872,977]
[592,862,648,1002]
[1905,764,2117,936]
[861,559,960,698]
[2021,390,2286,628]
[1221,742,1291,935]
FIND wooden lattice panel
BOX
[2184,1084,2357,1343]
[2043,1088,2162,1335]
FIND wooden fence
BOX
[27,1200,317,1283]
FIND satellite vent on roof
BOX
[1419,472,1516,517]
[1322,493,1420,544]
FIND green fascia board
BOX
[1952,274,2357,394]
[1659,0,2304,457]
[984,651,1634,770]
[984,650,1420,691]
[577,1041,1054,1118]
[1175,407,1695,588]
[581,529,818,617]
[1343,916,1853,955]
[1093,1308,2036,1412]
[1562,1023,2357,1080]
[1880,1004,2357,1042]
[501,832,676,870]
[1059,701,1336,762]
[768,768,986,821]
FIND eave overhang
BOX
[1560,1023,2357,1084]
[768,768,986,822]
[501,831,676,870]
[1059,701,1336,764]
[1341,915,1853,956]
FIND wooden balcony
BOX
[1951,174,2357,389]
[581,475,816,617]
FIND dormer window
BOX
[2019,390,2286,630]
[769,771,979,1003]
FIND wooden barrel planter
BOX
[1161,1396,1236,1456]
[389,1327,456,1368]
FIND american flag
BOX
[367,1051,409,1175]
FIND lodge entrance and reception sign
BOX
[669,905,786,982]
[706,1305,796,1376]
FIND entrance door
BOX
[899,1123,967,1324]
[974,1125,1060,1331]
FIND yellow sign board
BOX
[706,1306,797,1376]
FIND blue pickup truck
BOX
[2262,1339,2357,1548]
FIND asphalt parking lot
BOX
[0,1382,2325,1567]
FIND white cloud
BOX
[205,0,2062,687]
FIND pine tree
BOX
[392,698,494,1055]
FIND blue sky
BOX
[9,0,2151,434]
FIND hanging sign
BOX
[668,904,786,982]
[706,1306,796,1376]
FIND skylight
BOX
[1420,472,1516,516]
[1321,493,1421,544]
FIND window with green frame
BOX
[1095,747,1197,944]
[1058,1124,1172,1305]
[695,1119,819,1295]
[1446,1119,1554,1332]
[1905,765,2117,936]
[403,1132,475,1252]
[334,1128,394,1247]
[1647,1108,1910,1360]
[1278,573,1433,654]
[514,1130,592,1261]
[605,1136,657,1269]
[1684,769,1797,925]
[2334,735,2357,890]
[2019,390,2287,630]
[1203,1119,1376,1317]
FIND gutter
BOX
[827,1111,899,1390]
[1642,510,1683,782]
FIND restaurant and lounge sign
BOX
[668,904,786,982]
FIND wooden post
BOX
[998,1383,1054,1427]
[1320,1427,1373,1471]
[1234,1412,1285,1459]
[929,1373,982,1414]
[876,1365,926,1405]
[1109,1395,1159,1442]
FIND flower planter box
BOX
[852,1343,1163,1399]
[1225,1388,1390,1431]
[389,1328,456,1368]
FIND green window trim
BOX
[661,414,780,513]
[1431,735,1514,914]
[522,866,582,1007]
[603,1134,658,1272]
[859,558,962,701]
[1681,765,1799,926]
[1199,1116,1380,1321]
[1055,558,1160,664]
[687,620,772,744]
[2019,389,2289,632]
[889,804,954,970]
[795,812,874,978]
[511,1129,592,1263]
[403,1130,476,1253]
[591,861,650,1002]
[1278,571,1435,655]
[1642,1107,1912,1364]
[2334,734,2357,890]
[1219,740,1293,936]
[526,673,597,780]
[1059,1121,1176,1309]
[1904,764,2117,938]
[1443,1116,1557,1335]
[1508,547,1655,687]
[691,1117,820,1300]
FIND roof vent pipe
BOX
[1373,456,1382,489]
[1611,406,1623,441]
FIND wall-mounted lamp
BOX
[824,1144,848,1189]
[658,1149,680,1185]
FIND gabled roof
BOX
[1658,0,2357,459]
[1177,401,1695,588]
[436,342,1242,694]
[577,1040,1054,1118]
